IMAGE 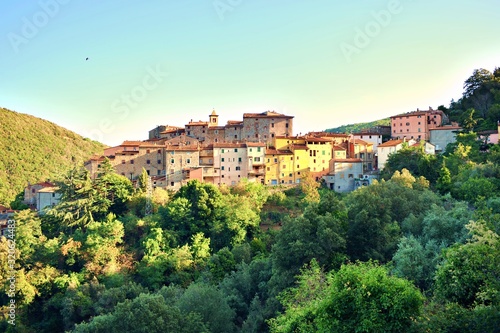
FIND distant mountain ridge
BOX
[325,118,391,134]
[0,107,105,206]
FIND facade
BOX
[242,111,293,145]
[23,181,56,207]
[429,125,461,152]
[323,159,364,193]
[377,139,416,170]
[391,108,445,140]
[213,143,266,186]
[36,187,61,213]
[352,133,383,151]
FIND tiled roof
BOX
[351,139,372,146]
[243,111,293,118]
[291,144,309,150]
[266,149,293,155]
[429,126,462,131]
[378,139,405,147]
[121,141,143,146]
[37,187,59,193]
[226,120,243,125]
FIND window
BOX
[158,159,161,164]
[254,157,261,162]
[297,165,300,168]
[282,165,286,169]
[257,147,261,152]
[238,157,242,162]
[249,148,253,152]
[157,170,161,175]
[418,128,421,132]
[234,135,237,139]
[157,149,161,154]
[186,159,191,164]
[267,167,270,171]
[274,158,278,163]
[322,150,325,155]
[271,133,275,138]
[297,156,300,160]
[146,149,150,153]
[146,170,150,175]
[221,157,225,162]
[122,160,125,164]
[236,166,241,171]
[271,123,274,128]
[147,159,151,164]
[406,122,410,126]
[290,157,293,161]
[234,148,238,152]
[130,160,134,164]
[171,159,174,163]
[171,182,174,186]
[222,149,225,153]
[285,123,289,128]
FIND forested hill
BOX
[0,107,105,206]
[325,118,390,133]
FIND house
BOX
[213,143,266,186]
[242,111,293,145]
[377,139,416,170]
[23,181,56,207]
[391,107,446,140]
[36,187,61,214]
[429,124,462,152]
[352,132,383,151]
[323,158,364,193]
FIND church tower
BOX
[209,109,219,127]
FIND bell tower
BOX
[209,109,219,127]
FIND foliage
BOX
[270,261,424,333]
[0,107,104,206]
[325,118,391,134]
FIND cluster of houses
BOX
[83,107,468,193]
[18,107,499,219]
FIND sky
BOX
[1,0,499,147]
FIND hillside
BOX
[0,107,105,206]
[325,118,390,133]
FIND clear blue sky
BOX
[1,0,499,146]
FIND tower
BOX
[209,109,219,127]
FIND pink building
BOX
[391,108,445,141]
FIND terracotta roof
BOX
[121,140,145,146]
[214,143,247,148]
[208,126,225,130]
[333,145,346,150]
[243,111,293,119]
[37,187,59,193]
[378,139,405,147]
[226,120,243,126]
[291,144,309,150]
[351,139,372,146]
[391,109,443,118]
[305,137,332,143]
[266,149,293,155]
[35,181,56,187]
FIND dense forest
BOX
[1,68,500,332]
[0,107,105,207]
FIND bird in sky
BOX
[86,57,89,61]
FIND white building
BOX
[36,187,61,214]
[323,158,364,193]
[213,143,266,186]
[377,139,416,170]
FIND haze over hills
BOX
[0,107,105,206]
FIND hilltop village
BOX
[83,107,475,191]
[20,107,500,214]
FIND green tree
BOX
[72,293,208,333]
[270,261,424,333]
